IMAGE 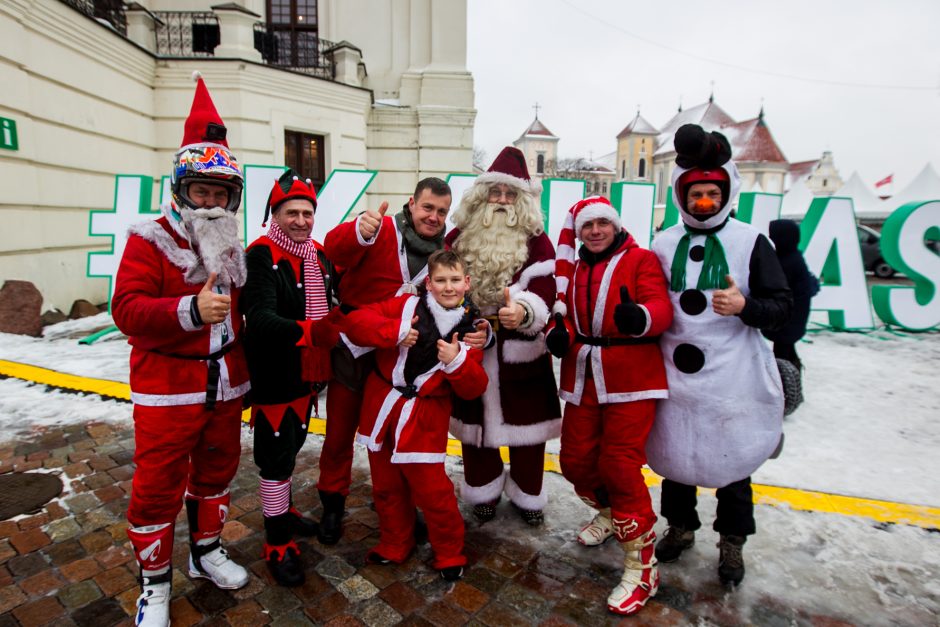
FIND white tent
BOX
[836,172,886,220]
[884,163,940,211]
[780,177,815,219]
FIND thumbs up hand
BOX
[437,332,461,365]
[613,285,646,336]
[712,274,745,316]
[498,287,526,330]
[196,272,231,324]
[400,315,420,347]
[358,201,389,240]
[545,312,570,358]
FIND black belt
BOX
[575,334,657,347]
[150,343,235,410]
[375,372,420,399]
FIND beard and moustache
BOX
[181,206,247,288]
[453,202,532,309]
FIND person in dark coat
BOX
[763,219,818,369]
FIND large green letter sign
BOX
[872,201,940,330]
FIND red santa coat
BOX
[344,294,488,463]
[324,214,427,308]
[554,234,672,406]
[112,217,250,406]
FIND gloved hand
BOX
[545,312,570,358]
[613,286,646,336]
[296,308,345,348]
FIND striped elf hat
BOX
[553,196,622,317]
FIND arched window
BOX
[537,153,545,174]
[638,158,646,179]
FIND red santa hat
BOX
[263,168,317,226]
[552,196,622,316]
[474,146,541,194]
[180,71,229,149]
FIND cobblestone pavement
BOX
[0,421,860,627]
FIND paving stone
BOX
[44,500,69,521]
[9,528,51,554]
[19,569,65,597]
[446,581,490,614]
[76,508,121,533]
[463,566,507,596]
[169,597,204,627]
[65,493,100,514]
[17,513,50,531]
[478,552,523,578]
[12,596,65,627]
[60,557,102,582]
[513,570,568,597]
[358,597,403,627]
[292,570,333,603]
[420,599,470,626]
[316,555,357,582]
[88,455,118,472]
[6,552,48,577]
[304,590,349,623]
[473,601,530,627]
[84,472,117,490]
[43,457,68,469]
[95,544,134,570]
[107,465,134,482]
[45,516,83,542]
[221,520,253,543]
[255,584,301,615]
[0,541,13,565]
[270,609,315,626]
[188,581,238,615]
[494,540,538,566]
[0,612,19,627]
[359,562,400,589]
[109,450,135,467]
[0,586,27,614]
[337,573,380,602]
[62,462,92,478]
[79,530,114,553]
[60,579,104,608]
[43,539,86,566]
[495,582,552,623]
[0,522,17,539]
[94,566,137,596]
[223,599,271,626]
[653,584,693,612]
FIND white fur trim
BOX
[426,292,466,338]
[514,259,555,292]
[479,348,561,447]
[501,336,546,364]
[394,296,420,356]
[556,243,576,265]
[504,475,547,510]
[574,203,622,234]
[511,290,550,336]
[559,344,591,406]
[603,390,669,403]
[552,301,568,317]
[475,172,541,195]
[129,220,202,283]
[341,333,374,358]
[449,417,483,447]
[637,304,652,337]
[355,432,379,450]
[442,342,469,373]
[177,295,203,331]
[555,274,570,295]
[391,452,447,464]
[592,251,626,335]
[460,469,505,505]
[355,213,381,246]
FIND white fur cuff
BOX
[505,475,547,510]
[512,290,550,336]
[460,470,506,505]
[177,296,203,332]
[355,214,380,246]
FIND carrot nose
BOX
[692,197,716,211]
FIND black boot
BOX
[264,512,305,587]
[288,506,319,537]
[717,535,746,587]
[317,490,345,545]
[655,525,695,563]
[413,509,429,545]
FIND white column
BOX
[211,3,263,62]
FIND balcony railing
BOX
[60,0,127,35]
[253,23,335,80]
[154,11,220,58]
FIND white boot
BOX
[607,529,658,616]
[189,542,250,590]
[134,572,171,627]
[577,508,614,546]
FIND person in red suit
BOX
[343,250,488,581]
[320,178,487,543]
[545,196,673,617]
[112,73,250,627]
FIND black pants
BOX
[773,341,802,370]
[253,397,313,481]
[660,477,755,537]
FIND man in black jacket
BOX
[241,169,342,586]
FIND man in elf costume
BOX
[647,124,792,587]
[321,178,486,543]
[544,196,673,615]
[447,146,561,526]
[241,169,343,586]
[112,73,251,627]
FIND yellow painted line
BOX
[2,358,938,530]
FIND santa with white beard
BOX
[446,146,561,526]
[112,73,251,627]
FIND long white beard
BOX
[183,208,246,288]
[454,204,530,309]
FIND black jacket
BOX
[762,219,816,344]
[241,241,335,405]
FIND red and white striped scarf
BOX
[267,221,329,321]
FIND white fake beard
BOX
[184,208,247,288]
[454,203,530,308]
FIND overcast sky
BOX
[466,0,940,193]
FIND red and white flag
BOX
[875,174,893,188]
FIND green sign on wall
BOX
[0,118,17,151]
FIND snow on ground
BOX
[1,315,939,623]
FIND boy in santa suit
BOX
[545,196,673,616]
[241,169,343,586]
[112,73,250,627]
[343,250,489,581]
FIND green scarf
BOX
[670,229,730,292]
[395,208,443,277]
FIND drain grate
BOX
[0,472,63,520]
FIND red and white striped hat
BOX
[553,196,622,316]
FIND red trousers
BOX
[559,377,656,535]
[368,444,466,570]
[127,398,242,527]
[319,381,361,495]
